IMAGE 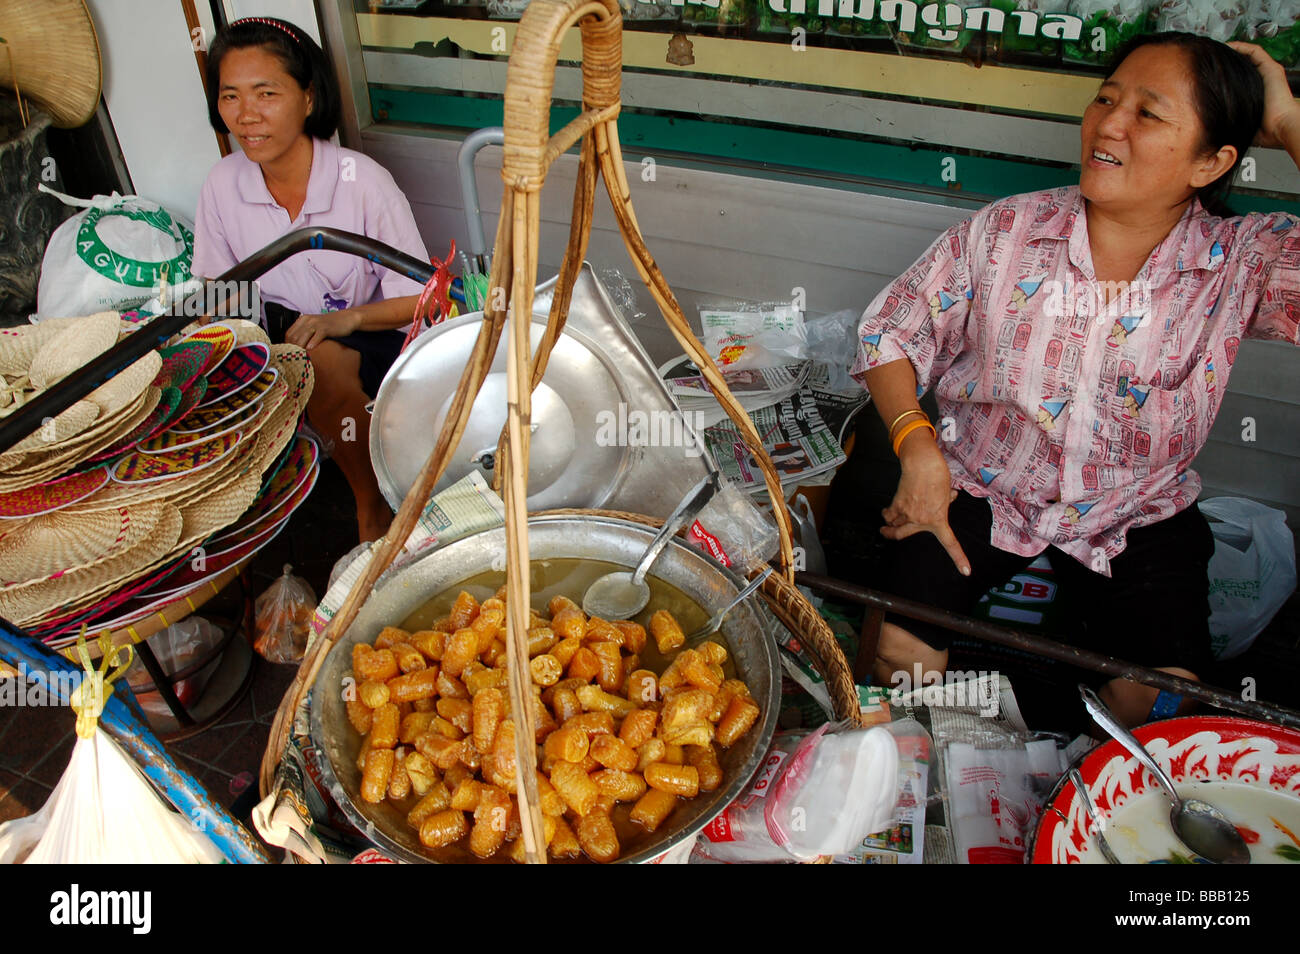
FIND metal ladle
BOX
[1079,685,1250,864]
[581,470,721,620]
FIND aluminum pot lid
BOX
[370,316,627,511]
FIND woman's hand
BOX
[1229,42,1300,149]
[285,310,361,350]
[881,437,972,577]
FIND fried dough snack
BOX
[345,590,760,862]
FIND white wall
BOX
[85,0,221,218]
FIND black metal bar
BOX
[796,571,1300,730]
[133,638,196,728]
[0,228,435,454]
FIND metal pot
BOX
[309,514,781,863]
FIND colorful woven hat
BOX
[110,429,241,485]
[200,342,270,406]
[179,325,236,374]
[0,466,109,521]
[153,340,213,392]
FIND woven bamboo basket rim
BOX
[1,504,183,628]
[0,499,166,588]
[259,0,857,864]
[26,312,120,389]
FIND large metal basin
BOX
[310,514,781,863]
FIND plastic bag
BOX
[124,617,224,720]
[35,186,195,319]
[685,479,779,575]
[0,731,224,864]
[700,303,807,372]
[1200,497,1298,660]
[694,721,902,863]
[790,493,827,576]
[804,309,866,394]
[254,565,317,664]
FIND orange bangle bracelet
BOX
[892,419,936,456]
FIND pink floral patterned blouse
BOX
[852,186,1300,575]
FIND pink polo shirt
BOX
[191,137,429,323]
[853,186,1300,575]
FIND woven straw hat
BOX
[44,469,262,626]
[0,500,165,587]
[0,0,102,128]
[27,312,119,388]
[0,503,182,628]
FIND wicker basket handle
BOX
[501,0,623,192]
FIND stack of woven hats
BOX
[0,316,319,648]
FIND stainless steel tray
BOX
[369,264,712,519]
[309,514,781,864]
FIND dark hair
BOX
[205,17,341,141]
[1106,32,1264,217]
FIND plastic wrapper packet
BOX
[700,301,808,373]
[124,617,225,720]
[684,478,779,575]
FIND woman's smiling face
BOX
[1080,44,1234,215]
[217,45,312,166]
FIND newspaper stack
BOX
[659,357,808,429]
[659,309,870,494]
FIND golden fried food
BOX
[343,589,761,862]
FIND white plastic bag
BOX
[1200,497,1297,660]
[35,186,195,319]
[0,731,224,863]
[694,722,900,863]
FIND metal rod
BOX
[0,227,435,455]
[795,572,1300,731]
[133,639,196,728]
[457,126,505,271]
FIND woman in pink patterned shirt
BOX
[854,35,1300,726]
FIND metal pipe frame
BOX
[0,227,434,455]
[795,571,1300,731]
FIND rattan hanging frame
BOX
[261,0,860,863]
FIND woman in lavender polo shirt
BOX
[192,17,428,543]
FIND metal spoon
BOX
[683,566,774,644]
[1068,766,1120,864]
[1079,685,1250,864]
[581,471,720,620]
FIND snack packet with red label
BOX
[684,479,778,575]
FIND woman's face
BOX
[1079,44,1228,214]
[217,45,312,166]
